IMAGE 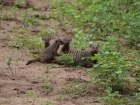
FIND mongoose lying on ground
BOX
[55,44,99,67]
[26,38,64,65]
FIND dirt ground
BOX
[0,0,101,105]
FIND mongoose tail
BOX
[26,58,40,65]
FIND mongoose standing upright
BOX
[31,37,51,54]
[61,37,72,53]
[42,37,51,48]
[26,38,64,65]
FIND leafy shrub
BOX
[100,87,140,105]
[56,53,74,66]
[88,36,132,92]
[51,0,140,49]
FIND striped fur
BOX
[56,44,99,67]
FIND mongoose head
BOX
[42,37,51,42]
[90,44,99,54]
[63,38,72,44]
[55,38,64,45]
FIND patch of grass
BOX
[24,90,38,105]
[0,3,3,11]
[14,0,26,7]
[56,53,74,66]
[56,95,63,102]
[24,91,54,105]
[1,12,9,20]
[49,0,140,103]
[46,64,57,73]
[100,87,140,105]
[7,56,14,75]
[8,29,44,50]
[44,74,53,94]
[60,82,89,98]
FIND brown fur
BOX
[31,37,51,54]
[83,44,99,67]
[42,37,51,48]
[55,44,99,68]
[26,39,64,65]
[61,37,72,53]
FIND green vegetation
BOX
[7,56,14,75]
[49,0,140,104]
[14,0,25,7]
[0,0,139,104]
[52,0,140,49]
[60,82,89,98]
[46,64,57,73]
[44,74,53,94]
[24,90,54,105]
[56,53,74,66]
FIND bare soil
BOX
[0,0,102,105]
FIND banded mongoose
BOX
[61,37,72,53]
[31,37,51,54]
[42,37,51,48]
[26,38,64,65]
[56,44,99,67]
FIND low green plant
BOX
[132,57,140,81]
[11,6,19,18]
[40,99,54,105]
[1,12,8,20]
[56,53,74,66]
[44,74,53,94]
[56,95,63,102]
[8,30,43,50]
[22,8,40,28]
[15,58,19,65]
[46,64,57,73]
[100,87,140,105]
[24,17,40,28]
[89,36,132,92]
[38,29,54,37]
[24,91,54,105]
[40,14,50,19]
[0,3,3,11]
[52,0,140,49]
[7,56,14,75]
[60,82,88,98]
[14,0,25,7]
[100,87,121,105]
[24,90,38,105]
[71,28,93,49]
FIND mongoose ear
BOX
[42,38,45,41]
[98,43,100,47]
[90,44,92,47]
